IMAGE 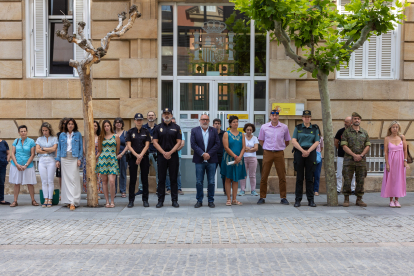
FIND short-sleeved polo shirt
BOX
[11,138,36,168]
[292,123,320,149]
[258,121,291,151]
[125,127,151,156]
[153,122,182,152]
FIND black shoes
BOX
[127,201,134,208]
[135,190,143,196]
[351,190,355,195]
[156,202,163,208]
[208,202,215,208]
[280,198,289,205]
[143,201,149,207]
[257,198,265,205]
[337,191,341,195]
[294,200,301,207]
[172,201,179,208]
[308,200,317,207]
[194,201,202,208]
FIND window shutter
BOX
[366,35,379,78]
[353,45,364,77]
[34,0,47,77]
[73,0,87,76]
[379,31,393,78]
[338,0,351,15]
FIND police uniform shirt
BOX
[153,122,182,152]
[292,123,320,148]
[143,123,158,153]
[125,127,151,155]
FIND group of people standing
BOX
[0,108,409,209]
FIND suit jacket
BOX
[190,126,220,164]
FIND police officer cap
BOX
[162,107,172,114]
[134,113,144,120]
[352,112,361,119]
[302,110,312,116]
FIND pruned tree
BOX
[56,5,141,207]
[232,0,408,206]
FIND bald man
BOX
[334,116,355,194]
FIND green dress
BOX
[221,130,247,182]
[96,134,119,175]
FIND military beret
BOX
[352,112,361,119]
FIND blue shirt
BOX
[143,123,158,153]
[201,127,209,152]
[11,138,36,168]
[178,134,185,158]
[36,136,58,158]
[0,140,9,167]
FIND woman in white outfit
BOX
[36,122,58,207]
[238,123,259,196]
[56,118,83,211]
[9,125,38,207]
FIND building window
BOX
[31,0,88,77]
[336,0,399,79]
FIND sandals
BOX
[105,203,111,208]
[110,203,115,208]
[226,200,232,206]
[32,200,39,206]
[121,193,126,198]
[10,201,18,207]
[69,204,75,211]
[47,199,52,208]
[232,200,243,206]
[42,201,48,208]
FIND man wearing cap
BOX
[341,112,371,207]
[126,113,151,208]
[291,110,320,207]
[153,108,182,208]
[257,109,291,205]
[136,111,158,196]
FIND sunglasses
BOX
[270,111,279,115]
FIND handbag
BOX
[316,151,322,164]
[407,145,413,164]
[39,189,60,205]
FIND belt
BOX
[265,149,282,152]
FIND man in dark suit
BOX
[190,114,220,208]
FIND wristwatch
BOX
[41,147,44,151]
[404,159,407,162]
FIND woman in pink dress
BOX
[381,121,410,207]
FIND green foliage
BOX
[232,0,408,76]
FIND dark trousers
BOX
[129,156,149,202]
[294,149,316,201]
[216,156,226,192]
[0,165,5,202]
[158,153,179,202]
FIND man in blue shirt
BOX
[136,111,158,195]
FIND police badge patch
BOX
[132,133,135,138]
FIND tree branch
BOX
[101,5,142,53]
[274,20,315,72]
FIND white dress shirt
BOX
[66,132,74,153]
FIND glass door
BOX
[177,81,212,190]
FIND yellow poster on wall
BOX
[226,114,248,132]
[272,103,304,115]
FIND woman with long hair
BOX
[96,120,120,208]
[82,121,103,194]
[56,118,83,211]
[36,122,58,207]
[221,116,246,206]
[381,121,409,207]
[114,117,128,198]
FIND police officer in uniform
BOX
[153,108,182,208]
[126,113,151,208]
[341,112,371,207]
[291,110,320,208]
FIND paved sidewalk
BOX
[1,192,414,275]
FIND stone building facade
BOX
[1,0,414,193]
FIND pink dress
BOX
[381,141,406,198]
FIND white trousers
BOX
[336,157,355,192]
[39,156,56,199]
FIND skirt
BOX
[61,152,81,206]
[9,164,37,185]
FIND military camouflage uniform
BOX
[340,127,371,196]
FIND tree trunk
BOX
[317,72,338,206]
[78,66,99,207]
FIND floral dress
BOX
[96,135,119,175]
[82,139,103,193]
